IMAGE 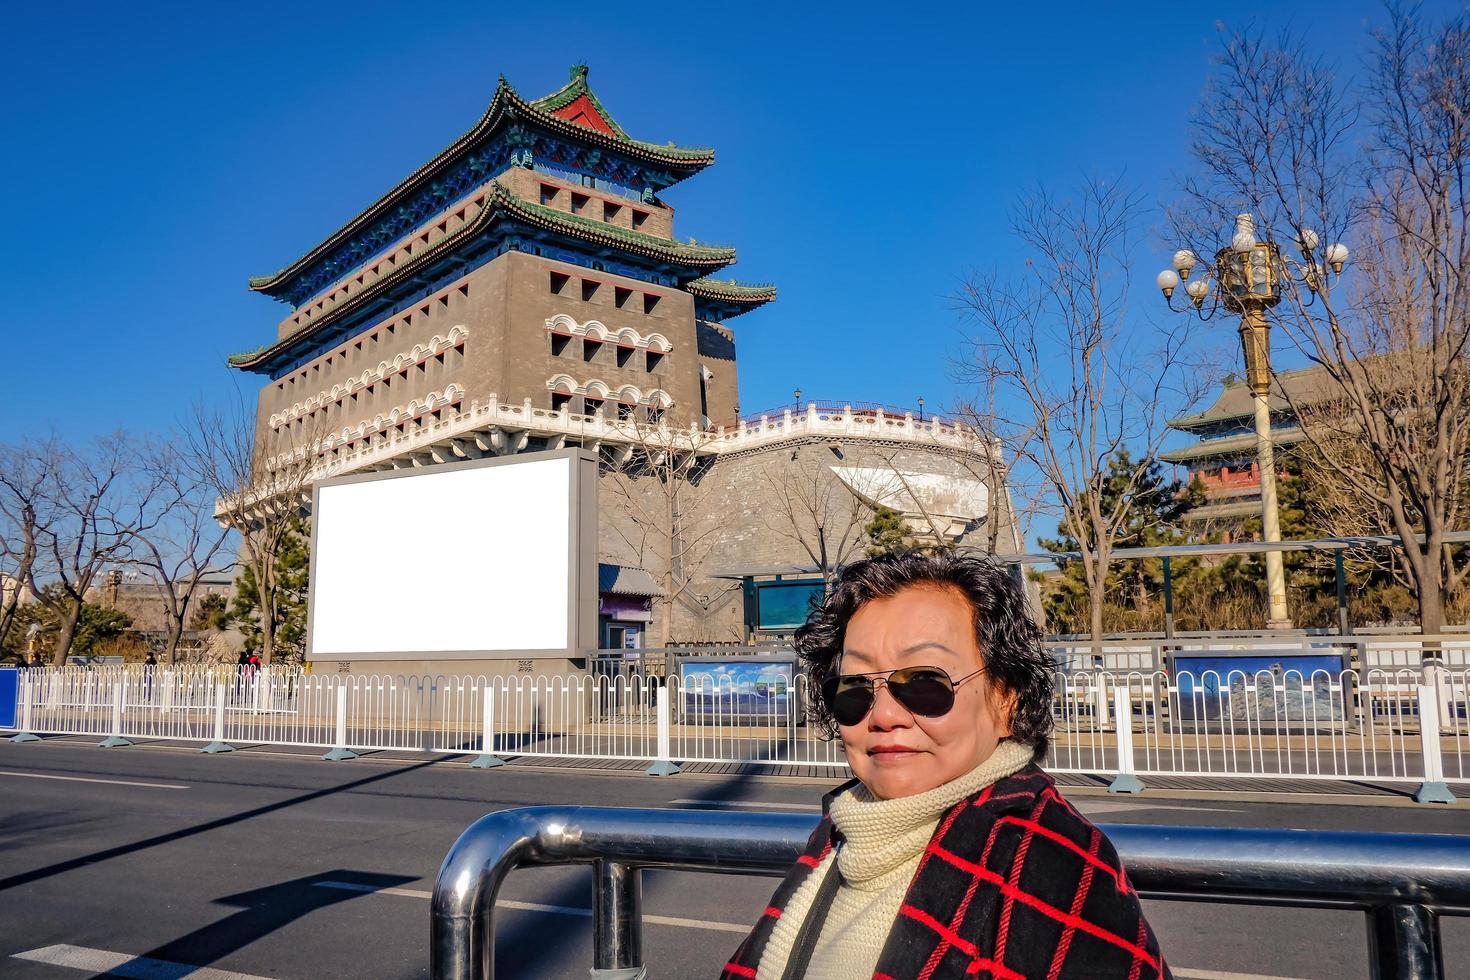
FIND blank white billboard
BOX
[307,451,595,659]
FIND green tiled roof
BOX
[248,68,714,296]
[514,193,735,262]
[684,277,777,302]
[229,184,736,370]
[1160,427,1305,463]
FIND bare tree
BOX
[957,179,1211,645]
[0,438,61,647]
[1179,12,1470,640]
[187,393,321,664]
[950,380,1029,557]
[758,450,871,583]
[128,442,236,664]
[32,434,167,665]
[601,418,723,646]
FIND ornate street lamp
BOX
[1157,214,1348,629]
[917,396,925,422]
[793,387,802,411]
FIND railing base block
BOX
[470,753,508,769]
[322,747,359,761]
[9,732,40,743]
[588,968,648,979]
[1414,780,1456,805]
[98,736,132,749]
[644,760,681,776]
[200,741,235,754]
[1108,773,1145,794]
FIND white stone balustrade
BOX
[219,398,993,520]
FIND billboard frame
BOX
[305,447,599,662]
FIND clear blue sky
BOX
[1,1,1447,442]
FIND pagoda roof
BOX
[1167,364,1334,432]
[1160,426,1306,463]
[248,66,714,300]
[229,183,736,372]
[684,277,777,318]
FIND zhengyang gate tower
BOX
[230,66,1019,669]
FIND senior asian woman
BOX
[722,550,1171,980]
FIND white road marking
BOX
[669,798,820,811]
[1072,799,1241,814]
[1173,970,1309,980]
[0,770,189,790]
[314,880,751,934]
[12,944,270,979]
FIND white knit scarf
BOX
[757,739,1035,979]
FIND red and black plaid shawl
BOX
[720,764,1171,980]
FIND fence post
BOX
[323,683,359,761]
[99,678,132,748]
[201,682,235,753]
[11,672,40,742]
[1413,683,1456,805]
[591,859,644,977]
[645,684,680,776]
[1108,684,1144,794]
[472,682,507,769]
[161,669,174,715]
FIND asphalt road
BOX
[0,737,1467,979]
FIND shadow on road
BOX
[0,760,439,894]
[124,870,418,974]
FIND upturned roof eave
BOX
[248,79,715,299]
[230,185,737,372]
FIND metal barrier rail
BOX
[431,805,1470,980]
[7,666,1467,800]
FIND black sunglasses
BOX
[820,665,985,727]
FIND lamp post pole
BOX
[1238,302,1291,628]
[1158,214,1348,631]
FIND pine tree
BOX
[1037,451,1201,633]
[863,505,915,557]
[228,515,310,664]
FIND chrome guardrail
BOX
[431,805,1470,980]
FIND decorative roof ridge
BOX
[531,64,633,140]
[514,194,736,258]
[230,183,737,370]
[249,71,715,297]
[684,277,777,297]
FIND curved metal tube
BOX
[431,805,1470,980]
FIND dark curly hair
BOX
[796,549,1054,761]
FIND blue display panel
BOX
[755,580,824,631]
[0,668,17,730]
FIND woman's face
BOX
[837,584,1013,801]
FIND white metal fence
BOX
[5,664,1466,799]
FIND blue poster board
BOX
[679,658,793,721]
[0,668,18,730]
[1173,654,1344,697]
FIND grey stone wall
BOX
[594,436,1021,645]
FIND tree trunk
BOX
[1416,558,1446,667]
[50,599,83,666]
[164,616,183,665]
